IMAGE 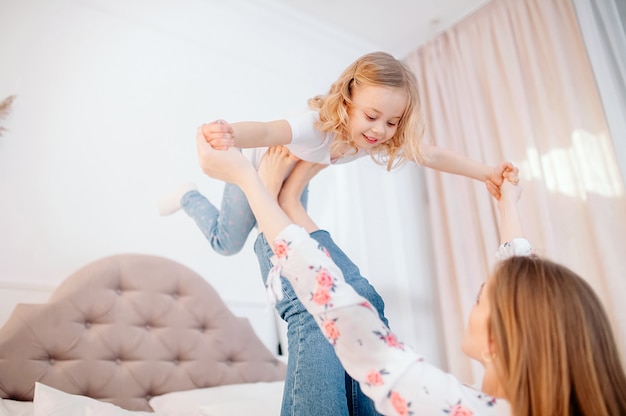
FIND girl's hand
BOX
[486,180,502,200]
[201,119,235,150]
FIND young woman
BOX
[194,136,626,416]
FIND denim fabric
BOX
[181,183,310,256]
[254,230,386,416]
[181,184,254,256]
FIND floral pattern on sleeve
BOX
[310,266,336,307]
[374,328,404,350]
[274,239,290,259]
[320,317,340,345]
[389,391,413,416]
[444,401,473,415]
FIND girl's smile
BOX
[362,134,380,144]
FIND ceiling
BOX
[270,0,492,58]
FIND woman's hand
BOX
[499,177,523,204]
[485,162,519,200]
[201,119,235,150]
[196,126,255,185]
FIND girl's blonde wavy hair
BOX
[488,255,626,416]
[308,51,424,171]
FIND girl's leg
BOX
[180,184,256,256]
[174,146,297,256]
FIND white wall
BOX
[0,0,372,292]
[0,0,441,365]
[0,0,372,348]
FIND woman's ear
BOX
[481,349,497,363]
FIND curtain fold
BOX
[572,0,626,186]
[309,159,445,369]
[405,0,626,385]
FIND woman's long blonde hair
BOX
[308,51,424,170]
[488,255,626,416]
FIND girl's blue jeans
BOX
[181,183,258,255]
[254,230,386,416]
[181,182,311,255]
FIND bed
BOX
[0,253,286,416]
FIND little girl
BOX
[158,51,516,256]
[161,51,517,416]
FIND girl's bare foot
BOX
[257,146,299,200]
[278,160,327,215]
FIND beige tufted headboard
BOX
[0,254,286,411]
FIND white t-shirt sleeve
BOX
[245,108,370,167]
[283,109,332,164]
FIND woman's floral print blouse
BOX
[271,225,531,416]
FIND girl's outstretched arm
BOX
[201,119,293,150]
[418,143,518,200]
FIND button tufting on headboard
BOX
[0,253,286,411]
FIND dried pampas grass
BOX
[0,95,16,137]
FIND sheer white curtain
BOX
[405,0,626,385]
[308,158,445,368]
[572,0,626,186]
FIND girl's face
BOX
[461,278,494,364]
[347,84,407,151]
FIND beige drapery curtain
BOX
[405,0,626,385]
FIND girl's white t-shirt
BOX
[244,109,367,168]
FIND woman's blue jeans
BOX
[254,230,387,416]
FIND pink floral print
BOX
[312,287,331,305]
[274,239,289,259]
[366,369,388,386]
[309,267,336,307]
[316,269,334,288]
[445,401,473,415]
[374,328,404,350]
[389,391,412,416]
[321,317,340,344]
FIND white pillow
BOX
[0,398,33,416]
[33,383,155,416]
[149,381,284,416]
